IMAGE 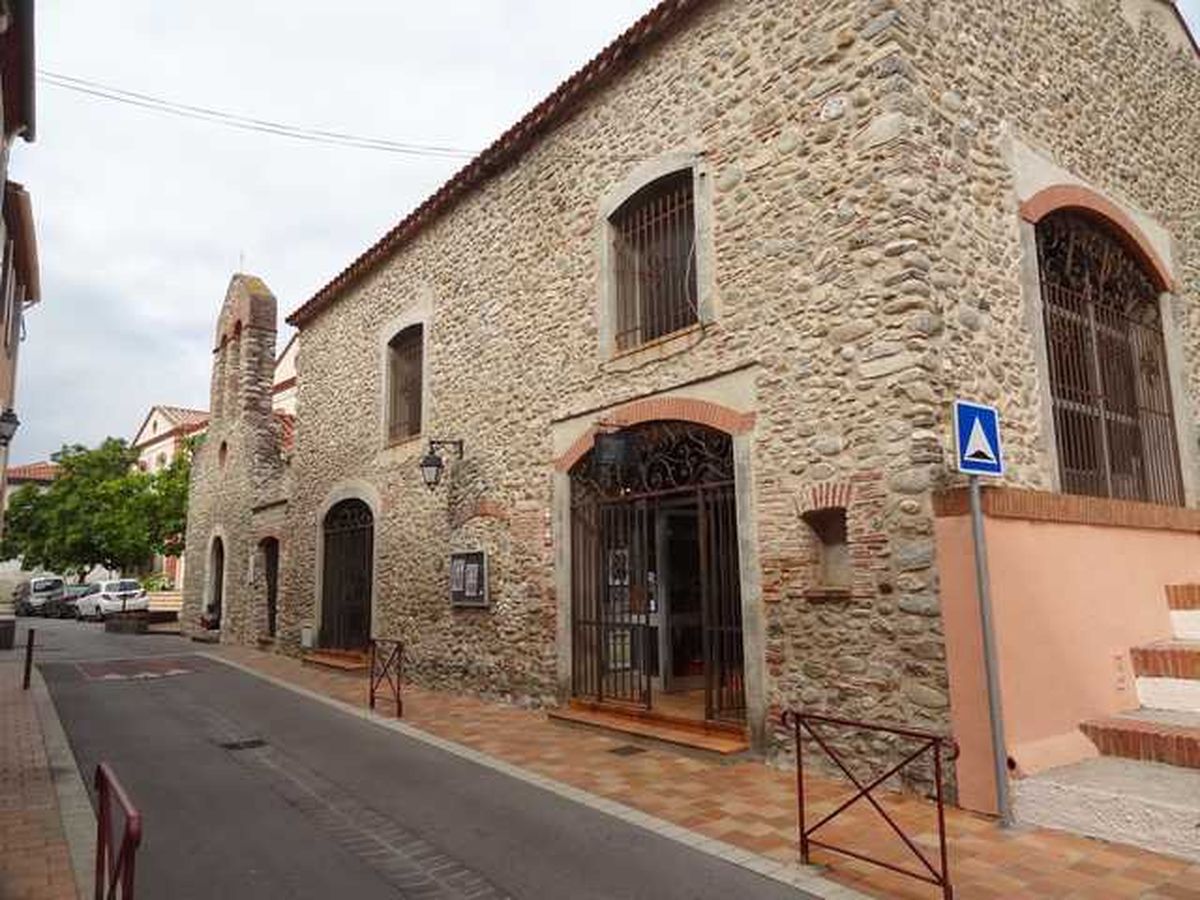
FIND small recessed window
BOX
[610,170,697,351]
[803,507,850,589]
[387,324,423,443]
[218,441,228,468]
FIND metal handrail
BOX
[782,710,958,900]
[94,762,142,900]
[368,638,404,718]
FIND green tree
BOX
[1,437,192,578]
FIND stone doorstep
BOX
[1079,711,1200,769]
[302,649,369,673]
[1130,641,1200,679]
[547,706,750,756]
[1012,756,1200,863]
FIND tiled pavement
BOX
[212,644,1200,900]
[0,661,78,900]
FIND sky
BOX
[7,1,1200,466]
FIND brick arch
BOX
[1019,184,1176,293]
[554,396,755,472]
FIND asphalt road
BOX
[24,620,816,899]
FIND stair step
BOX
[302,650,369,673]
[1131,641,1200,679]
[1013,756,1200,861]
[1080,710,1200,769]
[1166,584,1200,610]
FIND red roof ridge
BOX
[286,0,710,329]
[7,461,59,483]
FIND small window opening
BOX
[803,507,850,589]
[610,170,698,351]
[218,441,228,468]
[388,324,423,442]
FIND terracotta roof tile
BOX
[159,406,210,428]
[7,461,59,483]
[286,0,710,329]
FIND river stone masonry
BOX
[182,0,1200,787]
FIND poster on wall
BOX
[450,551,488,608]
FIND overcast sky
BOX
[8,1,1200,465]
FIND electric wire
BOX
[37,69,476,159]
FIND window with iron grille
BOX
[610,170,698,351]
[387,324,423,442]
[1036,210,1182,506]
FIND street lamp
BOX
[419,439,464,490]
[0,408,19,447]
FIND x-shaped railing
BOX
[369,638,404,718]
[782,710,958,900]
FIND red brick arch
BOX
[1019,184,1176,293]
[554,396,755,472]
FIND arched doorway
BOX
[1037,210,1182,504]
[320,499,374,649]
[570,421,745,723]
[208,537,225,627]
[259,537,280,638]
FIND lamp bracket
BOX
[427,439,464,459]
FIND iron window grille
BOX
[1037,211,1183,506]
[610,170,698,351]
[388,324,423,443]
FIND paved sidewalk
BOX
[213,644,1200,900]
[0,659,78,900]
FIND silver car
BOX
[27,575,66,615]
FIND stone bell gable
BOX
[182,274,288,645]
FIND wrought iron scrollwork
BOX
[1036,211,1159,318]
[571,421,734,499]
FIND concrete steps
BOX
[1014,584,1200,860]
[1079,709,1200,770]
[1133,640,1200,711]
[1012,757,1200,862]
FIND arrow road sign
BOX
[954,400,1004,477]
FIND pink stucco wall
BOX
[936,514,1197,814]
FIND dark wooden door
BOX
[321,500,373,649]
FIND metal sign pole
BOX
[968,474,1012,826]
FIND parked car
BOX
[76,580,145,621]
[95,580,148,619]
[26,575,65,616]
[63,583,99,619]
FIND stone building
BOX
[181,275,291,645]
[184,0,1199,820]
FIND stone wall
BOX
[276,0,1198,774]
[182,275,289,644]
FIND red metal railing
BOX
[369,639,404,718]
[782,711,958,900]
[94,762,142,900]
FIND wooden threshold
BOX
[549,700,749,755]
[302,649,369,673]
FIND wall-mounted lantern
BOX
[0,408,20,447]
[419,439,464,490]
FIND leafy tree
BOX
[1,437,193,578]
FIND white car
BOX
[75,580,147,620]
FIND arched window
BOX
[387,324,423,442]
[1037,210,1182,505]
[610,170,697,351]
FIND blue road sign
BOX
[954,400,1004,476]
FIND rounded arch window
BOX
[1036,209,1182,505]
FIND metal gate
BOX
[321,499,373,649]
[1038,211,1183,505]
[570,421,745,722]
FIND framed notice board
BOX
[449,551,489,608]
